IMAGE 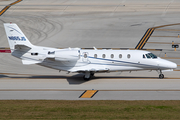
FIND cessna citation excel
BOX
[4,23,177,80]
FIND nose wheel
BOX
[158,70,164,79]
[159,74,164,79]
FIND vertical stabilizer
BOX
[4,23,34,52]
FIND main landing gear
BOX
[158,70,164,79]
[83,72,94,80]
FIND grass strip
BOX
[0,100,180,119]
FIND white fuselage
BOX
[24,48,176,73]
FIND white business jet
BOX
[4,23,177,80]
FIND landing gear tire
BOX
[157,70,164,79]
[83,72,95,81]
[159,74,164,79]
[90,73,94,77]
[83,75,90,81]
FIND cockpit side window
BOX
[145,53,157,59]
[143,54,146,58]
[146,54,151,58]
[148,53,157,59]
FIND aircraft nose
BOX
[158,59,177,69]
[169,61,177,69]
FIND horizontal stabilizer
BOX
[15,44,31,50]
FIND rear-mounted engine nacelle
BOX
[54,50,79,61]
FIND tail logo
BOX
[8,36,26,41]
[8,26,22,35]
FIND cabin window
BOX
[127,54,131,59]
[111,54,114,58]
[84,53,87,58]
[102,54,106,58]
[31,53,38,56]
[84,54,87,58]
[94,54,97,58]
[143,54,146,58]
[119,54,122,58]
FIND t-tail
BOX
[4,23,34,52]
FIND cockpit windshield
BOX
[145,53,157,59]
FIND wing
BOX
[69,66,109,73]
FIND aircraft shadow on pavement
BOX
[65,75,159,84]
[0,74,9,78]
[0,74,67,79]
[94,76,158,79]
[0,73,89,84]
[0,74,158,85]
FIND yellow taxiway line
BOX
[79,90,98,98]
[135,23,180,49]
[0,0,22,16]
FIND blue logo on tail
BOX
[8,36,26,41]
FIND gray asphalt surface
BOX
[0,0,180,100]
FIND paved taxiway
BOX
[0,71,180,100]
[0,0,180,100]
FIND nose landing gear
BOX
[158,70,164,79]
[159,74,164,79]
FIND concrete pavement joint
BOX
[0,89,180,91]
